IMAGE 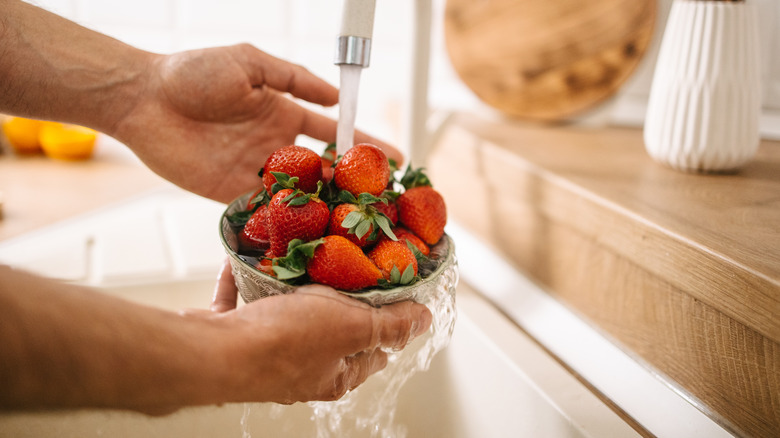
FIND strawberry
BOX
[255,249,276,276]
[267,186,330,257]
[334,143,390,197]
[397,186,447,245]
[368,237,418,285]
[306,235,382,291]
[262,145,323,194]
[326,192,396,248]
[394,227,430,256]
[238,204,270,254]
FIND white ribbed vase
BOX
[644,0,761,173]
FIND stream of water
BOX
[336,64,362,156]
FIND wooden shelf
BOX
[428,112,779,438]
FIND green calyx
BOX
[248,188,271,208]
[270,238,324,281]
[270,171,300,195]
[281,181,324,207]
[226,210,253,227]
[399,164,432,190]
[338,191,397,241]
[378,264,418,288]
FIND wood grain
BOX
[429,112,780,438]
[444,0,657,121]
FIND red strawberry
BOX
[238,204,270,254]
[334,143,390,196]
[255,250,276,276]
[397,186,447,245]
[262,145,323,194]
[326,192,397,248]
[307,235,382,291]
[368,238,418,283]
[394,227,430,256]
[327,203,377,248]
[267,188,330,257]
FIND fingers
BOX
[210,258,238,312]
[327,350,388,401]
[294,284,432,353]
[367,301,433,352]
[236,44,338,107]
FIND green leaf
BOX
[341,210,363,229]
[375,215,397,241]
[286,193,312,206]
[338,190,358,204]
[354,220,372,239]
[400,164,432,190]
[270,172,299,193]
[227,210,253,227]
[273,265,306,280]
[405,239,429,264]
[271,238,324,281]
[390,265,401,284]
[248,189,270,207]
[400,264,415,285]
[356,192,385,205]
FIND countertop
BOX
[428,112,779,438]
[0,136,169,241]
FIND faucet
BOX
[334,0,433,166]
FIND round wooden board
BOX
[444,0,657,122]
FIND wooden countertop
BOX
[0,136,169,241]
[428,112,779,438]
[433,112,780,343]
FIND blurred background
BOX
[24,0,780,157]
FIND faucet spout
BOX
[334,0,376,68]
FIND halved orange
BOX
[1,117,45,154]
[39,123,98,160]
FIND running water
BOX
[238,258,459,438]
[337,64,363,156]
[309,261,458,438]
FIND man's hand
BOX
[112,45,402,204]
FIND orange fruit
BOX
[1,117,45,154]
[39,123,97,160]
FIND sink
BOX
[0,279,640,438]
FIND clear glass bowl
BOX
[219,191,458,307]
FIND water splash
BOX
[241,403,252,438]
[237,256,458,437]
[309,257,459,438]
[337,64,363,156]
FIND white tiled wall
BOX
[25,0,780,145]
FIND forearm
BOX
[0,0,157,134]
[0,266,239,412]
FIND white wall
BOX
[26,0,780,149]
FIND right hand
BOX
[216,284,432,403]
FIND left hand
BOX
[112,44,402,204]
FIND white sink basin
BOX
[0,279,640,438]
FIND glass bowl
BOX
[219,191,458,307]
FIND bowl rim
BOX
[219,191,455,304]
